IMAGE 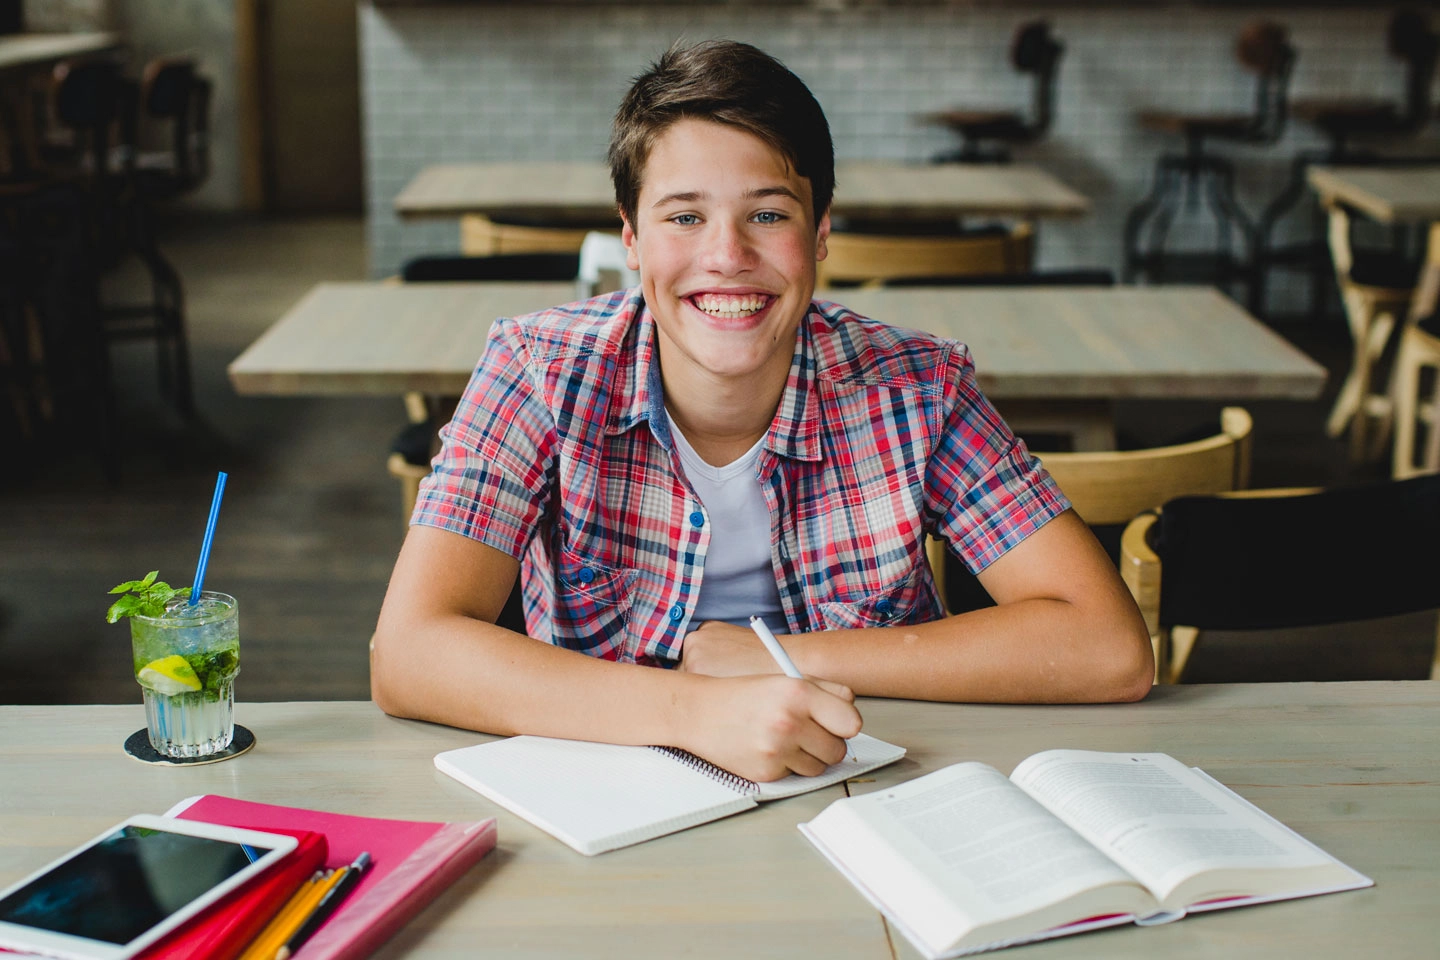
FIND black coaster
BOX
[124,724,256,766]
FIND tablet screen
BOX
[0,824,271,945]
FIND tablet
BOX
[0,814,298,960]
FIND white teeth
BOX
[693,293,766,317]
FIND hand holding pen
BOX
[749,616,856,763]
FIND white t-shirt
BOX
[667,415,785,628]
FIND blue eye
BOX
[753,211,785,224]
[671,213,700,226]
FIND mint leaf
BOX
[105,573,193,623]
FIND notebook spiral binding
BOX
[650,746,760,795]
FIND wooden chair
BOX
[932,408,1252,622]
[1321,200,1419,462]
[1120,473,1440,684]
[817,223,1033,290]
[1041,407,1253,527]
[1390,221,1440,479]
[459,214,600,256]
[1390,311,1440,479]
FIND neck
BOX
[661,364,786,468]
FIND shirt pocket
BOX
[816,563,932,631]
[551,549,638,659]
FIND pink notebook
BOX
[168,795,497,960]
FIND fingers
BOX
[811,678,856,703]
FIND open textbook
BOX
[436,733,905,855]
[799,749,1371,959]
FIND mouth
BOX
[687,292,774,320]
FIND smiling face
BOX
[621,118,830,402]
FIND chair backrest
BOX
[1041,407,1253,527]
[1388,9,1440,131]
[400,252,579,284]
[884,268,1114,288]
[1148,473,1440,632]
[459,215,595,256]
[1236,20,1296,143]
[1010,21,1064,135]
[139,56,211,190]
[50,58,134,184]
[817,224,1034,289]
[577,231,639,298]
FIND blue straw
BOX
[189,471,228,604]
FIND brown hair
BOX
[608,40,834,226]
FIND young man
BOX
[371,41,1152,782]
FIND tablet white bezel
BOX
[0,813,298,960]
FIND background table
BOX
[1307,165,1440,224]
[393,161,1091,225]
[2,681,1436,959]
[230,283,1323,401]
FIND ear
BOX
[621,213,641,272]
[815,207,832,263]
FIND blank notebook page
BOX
[436,736,755,850]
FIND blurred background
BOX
[2,1,1436,707]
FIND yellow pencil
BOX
[237,869,341,960]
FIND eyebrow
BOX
[649,185,805,209]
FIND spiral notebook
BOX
[434,733,905,855]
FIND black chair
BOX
[400,252,579,284]
[1123,21,1296,300]
[43,56,204,426]
[924,21,1064,163]
[1253,9,1440,319]
[1121,474,1440,683]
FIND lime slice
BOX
[137,655,202,696]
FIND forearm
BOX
[372,610,702,744]
[784,596,1153,703]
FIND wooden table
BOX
[393,161,1090,225]
[1,681,1435,959]
[0,31,121,74]
[229,283,1324,450]
[1307,165,1440,224]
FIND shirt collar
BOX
[605,295,823,463]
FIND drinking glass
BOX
[129,592,240,758]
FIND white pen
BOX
[749,615,854,762]
[748,615,803,679]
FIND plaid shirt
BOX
[414,288,1069,665]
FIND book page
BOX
[1011,751,1353,907]
[803,762,1153,957]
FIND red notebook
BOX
[167,795,497,960]
[140,827,328,960]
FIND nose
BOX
[700,217,757,275]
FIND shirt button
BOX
[669,603,685,622]
[689,510,704,528]
[577,566,596,585]
[875,598,896,618]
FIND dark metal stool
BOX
[1123,21,1295,300]
[1252,10,1439,320]
[922,21,1063,164]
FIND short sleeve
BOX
[925,345,1070,574]
[411,318,556,560]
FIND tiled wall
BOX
[360,3,1436,313]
